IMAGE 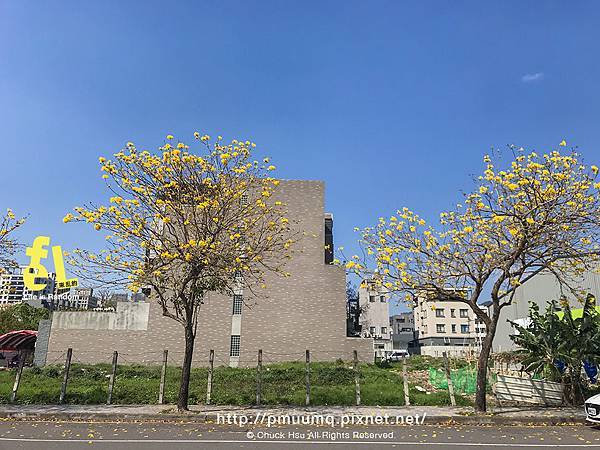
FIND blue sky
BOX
[1,1,599,312]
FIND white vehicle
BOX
[585,393,600,424]
[385,350,410,361]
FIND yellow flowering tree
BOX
[65,133,294,411]
[0,208,26,272]
[350,145,600,412]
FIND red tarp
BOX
[0,330,37,351]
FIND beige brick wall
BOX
[46,180,373,367]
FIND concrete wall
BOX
[493,270,600,352]
[33,319,52,366]
[418,344,477,358]
[45,180,374,366]
[50,302,150,331]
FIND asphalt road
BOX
[0,420,599,449]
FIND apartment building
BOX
[389,312,415,350]
[70,288,98,310]
[358,278,392,358]
[411,293,488,357]
[0,267,108,311]
[0,267,57,306]
[0,268,24,304]
[40,180,374,367]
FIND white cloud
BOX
[521,72,544,83]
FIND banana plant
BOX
[510,294,600,405]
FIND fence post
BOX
[402,357,410,406]
[305,350,310,406]
[59,348,72,404]
[158,349,168,404]
[10,352,26,403]
[107,351,118,405]
[353,350,361,406]
[443,351,456,407]
[256,349,263,406]
[206,349,214,405]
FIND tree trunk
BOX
[177,324,195,411]
[475,317,497,412]
[475,333,492,412]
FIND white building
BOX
[22,268,57,300]
[0,268,25,304]
[1,267,58,304]
[0,266,98,310]
[70,288,98,310]
[358,279,392,358]
[411,291,488,357]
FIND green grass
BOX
[0,360,473,407]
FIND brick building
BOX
[38,180,374,366]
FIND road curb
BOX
[0,411,587,426]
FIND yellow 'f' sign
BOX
[24,236,78,291]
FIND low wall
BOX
[51,302,150,331]
[493,374,564,406]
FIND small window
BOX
[435,308,445,318]
[234,271,244,284]
[451,324,456,334]
[240,194,249,206]
[369,326,376,335]
[369,295,375,302]
[230,335,241,357]
[232,295,243,315]
[460,309,469,318]
[381,326,387,334]
[379,295,385,303]
[461,324,469,334]
[436,324,446,333]
[450,309,456,318]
